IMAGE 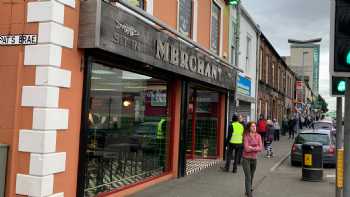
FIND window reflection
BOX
[84,63,169,196]
[123,0,145,9]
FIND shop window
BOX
[179,0,193,37]
[82,63,169,196]
[211,2,221,55]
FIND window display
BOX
[83,63,169,196]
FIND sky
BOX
[242,0,335,111]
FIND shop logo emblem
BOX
[114,19,140,37]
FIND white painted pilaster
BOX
[32,108,69,130]
[24,44,62,67]
[16,174,54,196]
[30,152,66,176]
[21,86,59,108]
[19,130,57,153]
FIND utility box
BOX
[302,142,323,182]
[0,144,8,197]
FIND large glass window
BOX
[83,63,169,196]
[179,0,193,37]
[211,2,220,55]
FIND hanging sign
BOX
[0,34,38,46]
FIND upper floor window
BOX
[124,0,145,10]
[230,21,237,65]
[211,2,221,55]
[246,36,252,70]
[272,62,275,87]
[179,0,193,37]
[259,49,263,80]
[265,55,269,84]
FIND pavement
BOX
[130,135,335,197]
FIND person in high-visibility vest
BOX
[156,118,167,169]
[222,113,244,173]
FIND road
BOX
[130,136,335,197]
[255,155,335,197]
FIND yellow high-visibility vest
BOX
[230,122,244,144]
[157,118,166,139]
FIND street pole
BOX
[336,97,343,197]
[343,78,350,197]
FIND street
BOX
[130,135,335,197]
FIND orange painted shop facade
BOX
[0,0,238,196]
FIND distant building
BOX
[284,39,321,95]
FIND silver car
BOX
[290,129,336,167]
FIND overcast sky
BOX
[242,0,335,111]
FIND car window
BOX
[295,133,330,145]
[135,124,157,135]
[313,122,332,130]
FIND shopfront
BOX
[77,0,237,196]
[236,74,254,122]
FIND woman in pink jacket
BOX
[242,121,263,197]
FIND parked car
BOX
[312,120,336,137]
[290,129,336,167]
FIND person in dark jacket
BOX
[288,116,295,139]
[222,114,244,173]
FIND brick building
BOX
[257,33,296,122]
[0,0,241,196]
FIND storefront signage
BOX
[0,34,38,45]
[155,39,222,81]
[78,0,236,90]
[114,19,140,37]
[237,75,251,96]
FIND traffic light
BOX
[333,0,350,73]
[331,76,347,96]
[226,0,239,6]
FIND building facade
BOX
[0,0,240,197]
[229,5,258,122]
[257,34,296,122]
[284,40,320,95]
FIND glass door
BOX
[185,87,219,160]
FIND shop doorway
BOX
[184,86,221,175]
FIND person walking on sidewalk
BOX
[222,114,244,173]
[273,118,280,141]
[281,116,288,136]
[257,114,267,146]
[288,116,296,139]
[265,120,274,158]
[242,121,263,197]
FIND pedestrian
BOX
[273,118,280,141]
[281,116,288,136]
[288,116,295,139]
[257,114,267,147]
[242,121,262,197]
[265,119,274,157]
[222,114,244,173]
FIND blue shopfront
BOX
[236,73,255,122]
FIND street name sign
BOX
[0,34,38,46]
